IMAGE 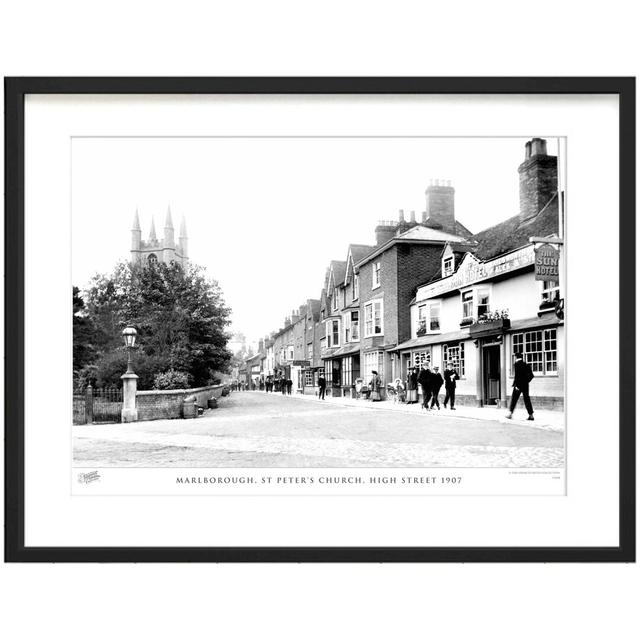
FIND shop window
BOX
[342,356,354,386]
[512,329,557,375]
[443,342,465,377]
[412,350,431,368]
[363,351,384,384]
[304,370,315,386]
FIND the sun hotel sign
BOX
[417,245,536,300]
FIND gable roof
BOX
[344,243,376,284]
[329,260,347,288]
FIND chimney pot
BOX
[398,209,405,222]
[410,210,416,223]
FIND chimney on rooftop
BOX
[374,220,398,246]
[424,180,456,234]
[398,209,405,223]
[258,338,265,353]
[518,137,558,221]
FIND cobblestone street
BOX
[74,390,565,468]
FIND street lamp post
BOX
[120,326,139,423]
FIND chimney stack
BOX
[258,338,265,353]
[398,209,405,223]
[424,180,456,233]
[518,138,558,221]
[410,210,416,223]
[374,221,398,246]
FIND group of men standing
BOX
[263,375,293,394]
[406,362,459,411]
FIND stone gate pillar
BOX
[121,372,139,423]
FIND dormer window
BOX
[443,256,453,277]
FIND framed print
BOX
[4,77,635,562]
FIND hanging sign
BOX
[534,243,560,281]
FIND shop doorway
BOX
[482,345,501,405]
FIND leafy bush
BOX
[153,369,191,390]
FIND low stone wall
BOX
[136,384,225,421]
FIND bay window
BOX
[417,305,427,334]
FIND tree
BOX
[77,261,232,389]
[73,286,104,387]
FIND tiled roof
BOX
[350,243,376,263]
[470,194,559,260]
[396,225,468,243]
[330,260,347,285]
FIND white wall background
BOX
[1,2,638,640]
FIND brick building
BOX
[249,138,564,408]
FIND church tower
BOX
[130,206,189,268]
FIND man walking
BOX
[506,352,535,420]
[286,377,293,395]
[417,363,432,411]
[318,372,327,400]
[443,362,458,410]
[430,365,444,410]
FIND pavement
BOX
[287,389,565,432]
[73,390,565,468]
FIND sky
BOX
[72,136,558,349]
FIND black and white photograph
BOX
[71,134,566,484]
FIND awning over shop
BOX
[393,329,470,352]
[509,315,563,331]
[321,343,361,359]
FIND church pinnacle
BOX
[148,216,157,242]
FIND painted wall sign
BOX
[416,245,535,300]
[534,243,560,281]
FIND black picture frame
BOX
[4,77,635,563]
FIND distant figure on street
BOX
[280,376,287,395]
[370,370,382,401]
[417,363,432,411]
[443,362,458,410]
[318,372,327,400]
[286,378,293,395]
[406,366,419,404]
[506,352,535,420]
[430,366,444,409]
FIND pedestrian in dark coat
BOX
[318,372,327,400]
[370,371,382,401]
[430,366,444,409]
[417,363,432,410]
[406,366,419,403]
[443,362,458,410]
[506,353,535,420]
[286,378,293,395]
